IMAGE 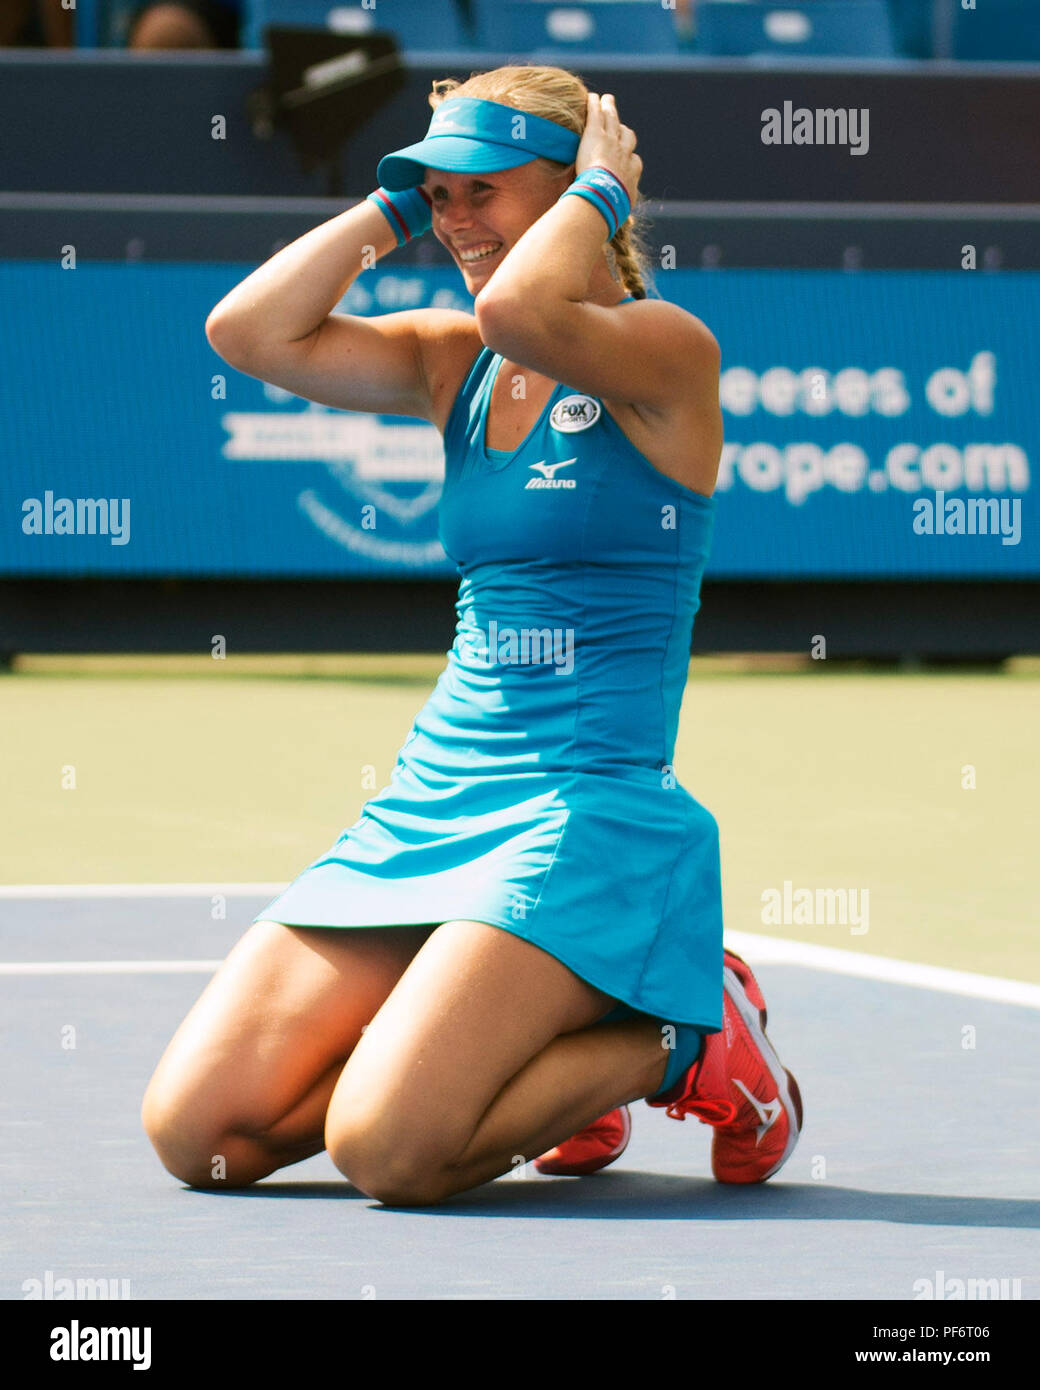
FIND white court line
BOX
[726,931,1040,1011]
[0,960,222,975]
[0,921,1036,1007]
[0,883,287,898]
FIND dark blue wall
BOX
[2,51,1039,202]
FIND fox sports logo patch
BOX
[550,395,601,433]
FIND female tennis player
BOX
[142,65,802,1206]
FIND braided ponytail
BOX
[609,218,651,300]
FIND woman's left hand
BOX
[574,93,642,205]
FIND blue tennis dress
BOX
[253,301,724,1029]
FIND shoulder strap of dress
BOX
[444,343,495,449]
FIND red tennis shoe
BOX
[534,1106,631,1176]
[647,949,803,1183]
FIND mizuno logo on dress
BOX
[526,458,578,490]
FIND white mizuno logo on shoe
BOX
[733,1079,783,1146]
[526,457,578,489]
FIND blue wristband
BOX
[366,185,433,247]
[560,166,632,240]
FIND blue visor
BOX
[377,96,580,191]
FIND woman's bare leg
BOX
[141,918,436,1187]
[324,920,671,1206]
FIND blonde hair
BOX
[429,65,653,300]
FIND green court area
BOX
[3,653,1036,983]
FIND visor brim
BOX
[377,138,539,191]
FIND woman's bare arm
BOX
[205,200,471,422]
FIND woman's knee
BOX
[141,1097,224,1187]
[141,1070,265,1189]
[324,1110,455,1207]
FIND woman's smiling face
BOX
[422,162,570,289]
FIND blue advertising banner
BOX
[2,263,1036,578]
